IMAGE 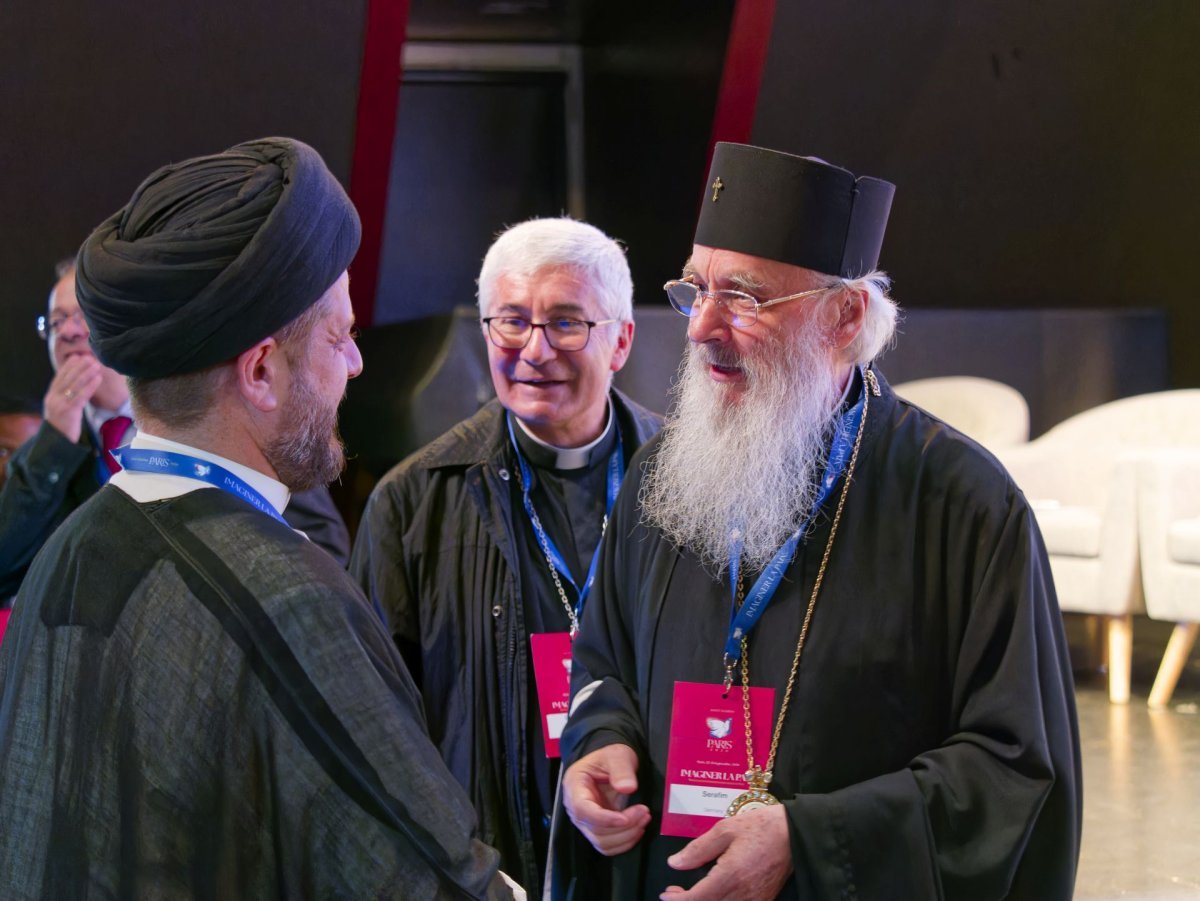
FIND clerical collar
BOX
[512,400,616,471]
[109,430,291,515]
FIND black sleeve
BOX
[560,449,654,767]
[0,422,91,600]
[283,485,351,567]
[784,501,1081,900]
[348,473,424,684]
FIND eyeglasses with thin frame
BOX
[482,316,618,352]
[663,278,835,328]
[36,309,87,341]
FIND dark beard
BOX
[264,366,346,492]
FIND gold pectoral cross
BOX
[711,176,724,201]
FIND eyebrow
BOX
[729,271,767,293]
[494,302,590,318]
[679,263,768,294]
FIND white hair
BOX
[814,270,899,364]
[477,217,633,321]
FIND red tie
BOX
[99,415,133,476]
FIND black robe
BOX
[559,369,1081,900]
[0,486,508,899]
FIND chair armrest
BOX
[1136,449,1200,621]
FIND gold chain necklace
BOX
[725,370,874,816]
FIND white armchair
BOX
[995,390,1200,703]
[893,376,1030,452]
[1136,449,1200,708]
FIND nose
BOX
[520,324,557,365]
[346,336,364,379]
[58,310,89,341]
[686,292,730,345]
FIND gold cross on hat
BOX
[711,176,724,201]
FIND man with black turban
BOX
[0,138,515,899]
[554,144,1081,899]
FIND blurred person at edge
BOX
[0,395,41,490]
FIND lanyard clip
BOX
[722,654,735,695]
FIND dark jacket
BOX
[0,422,96,599]
[350,390,662,892]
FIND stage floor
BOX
[1071,615,1200,899]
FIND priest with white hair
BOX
[556,143,1081,900]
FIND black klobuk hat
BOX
[695,143,895,279]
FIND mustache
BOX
[696,344,744,369]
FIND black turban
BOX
[76,137,361,379]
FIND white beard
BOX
[639,327,844,576]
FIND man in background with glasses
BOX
[0,263,355,603]
[351,217,661,895]
[557,144,1081,899]
[0,260,134,601]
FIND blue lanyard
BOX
[723,369,867,664]
[506,415,624,624]
[112,448,289,526]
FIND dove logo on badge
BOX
[194,463,211,478]
[706,717,733,750]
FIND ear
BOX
[829,286,867,353]
[608,320,635,373]
[234,337,286,413]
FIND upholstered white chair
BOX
[1136,449,1200,708]
[893,376,1030,452]
[995,390,1200,703]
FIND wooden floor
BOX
[1070,615,1200,899]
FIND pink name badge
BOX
[0,608,9,645]
[530,631,574,758]
[661,680,776,838]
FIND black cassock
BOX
[0,486,508,899]
[559,370,1081,900]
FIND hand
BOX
[44,355,102,443]
[562,743,651,856]
[660,805,793,900]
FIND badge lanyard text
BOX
[506,416,624,635]
[112,448,289,526]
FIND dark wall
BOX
[751,1,1200,387]
[580,0,734,306]
[375,70,569,324]
[375,0,734,321]
[0,0,367,405]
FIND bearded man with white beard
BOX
[555,144,1081,901]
